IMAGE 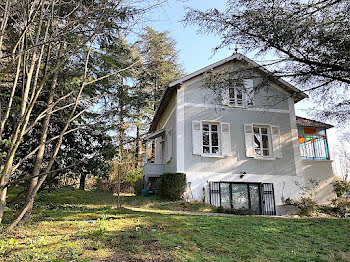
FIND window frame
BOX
[166,127,172,162]
[253,124,272,158]
[201,122,221,156]
[227,77,247,108]
[228,86,246,107]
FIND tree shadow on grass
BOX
[2,205,350,262]
[2,206,178,261]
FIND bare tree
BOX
[0,0,156,226]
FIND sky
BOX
[139,0,343,171]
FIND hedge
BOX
[157,173,186,200]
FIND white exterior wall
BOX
[301,159,336,203]
[157,93,177,173]
[185,172,304,215]
[177,61,308,214]
[150,59,334,214]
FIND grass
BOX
[1,187,350,261]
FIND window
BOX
[166,128,172,162]
[222,79,254,107]
[253,125,270,157]
[229,85,245,106]
[202,123,220,154]
[245,124,281,159]
[209,182,276,215]
[192,121,231,156]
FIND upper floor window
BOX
[192,121,231,157]
[229,85,244,107]
[222,79,254,107]
[202,123,220,154]
[244,124,282,159]
[166,128,173,162]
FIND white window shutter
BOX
[271,125,282,158]
[221,122,231,156]
[222,86,229,105]
[244,124,254,157]
[192,121,202,155]
[166,128,173,162]
[244,79,254,107]
[155,137,162,163]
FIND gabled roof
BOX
[149,53,308,132]
[296,116,333,129]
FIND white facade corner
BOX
[176,85,185,173]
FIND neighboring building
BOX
[143,53,335,215]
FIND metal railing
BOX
[299,135,329,160]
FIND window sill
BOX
[224,104,255,109]
[300,158,333,162]
[200,154,225,158]
[226,104,248,109]
[253,156,276,161]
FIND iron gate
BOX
[261,183,276,215]
[209,181,276,216]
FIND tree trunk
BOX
[79,173,87,190]
[21,67,59,224]
[0,44,52,224]
[135,120,140,168]
[0,187,7,224]
[8,40,95,229]
[117,82,125,208]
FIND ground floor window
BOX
[209,182,276,215]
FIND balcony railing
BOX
[299,135,329,160]
[143,163,165,177]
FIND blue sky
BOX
[147,0,231,73]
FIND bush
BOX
[292,197,317,216]
[333,180,350,197]
[157,173,186,200]
[95,177,113,192]
[134,178,144,196]
[216,206,253,215]
[319,198,350,217]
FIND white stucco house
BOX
[143,53,335,215]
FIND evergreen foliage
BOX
[157,173,186,201]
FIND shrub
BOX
[319,198,350,217]
[157,173,186,200]
[133,178,144,196]
[216,206,253,215]
[95,177,112,192]
[333,180,350,197]
[288,178,320,216]
[292,197,317,216]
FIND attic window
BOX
[229,85,245,106]
[222,78,254,107]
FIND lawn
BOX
[1,187,350,261]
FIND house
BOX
[143,53,335,215]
